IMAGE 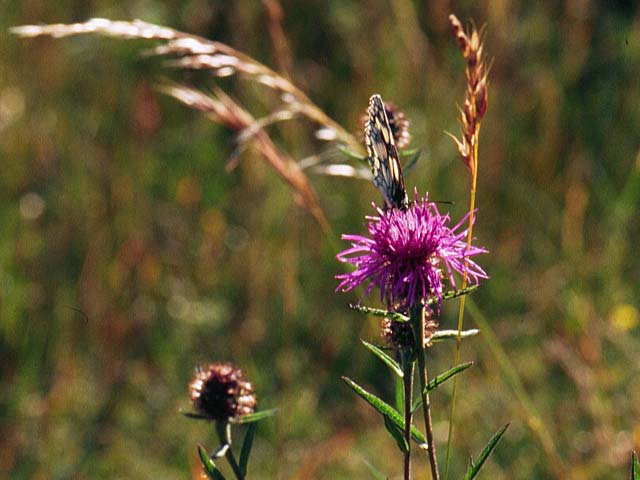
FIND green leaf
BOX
[400,148,420,158]
[464,423,510,480]
[349,304,409,322]
[632,451,640,480]
[232,409,278,424]
[349,286,478,320]
[362,458,388,480]
[342,376,428,449]
[412,362,473,413]
[394,375,403,413]
[239,423,257,477]
[424,362,473,392]
[430,329,480,342]
[401,149,422,174]
[426,285,479,307]
[181,410,210,420]
[197,445,226,480]
[361,340,403,378]
[383,416,409,454]
[337,144,366,161]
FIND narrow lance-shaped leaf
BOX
[350,286,479,321]
[402,148,422,174]
[342,376,428,449]
[197,445,226,480]
[383,416,409,454]
[337,144,367,162]
[361,340,403,378]
[239,423,257,477]
[349,304,409,322]
[400,147,420,158]
[412,362,473,413]
[395,375,404,413]
[632,451,639,480]
[464,423,510,480]
[232,408,278,424]
[181,410,210,420]
[426,285,479,306]
[430,329,480,342]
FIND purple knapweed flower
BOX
[336,191,487,312]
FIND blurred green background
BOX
[1,1,639,478]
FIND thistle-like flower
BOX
[189,363,257,421]
[336,191,487,312]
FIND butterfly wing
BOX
[364,94,409,210]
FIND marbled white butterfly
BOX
[364,94,409,210]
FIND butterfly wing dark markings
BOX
[365,94,409,210]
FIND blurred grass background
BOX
[1,1,640,478]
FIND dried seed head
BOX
[469,31,481,55]
[360,100,411,149]
[189,363,256,421]
[424,316,440,346]
[448,13,488,174]
[464,99,475,128]
[449,14,469,56]
[383,102,412,149]
[381,310,439,349]
[381,318,414,349]
[476,79,488,119]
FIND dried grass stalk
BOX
[159,83,329,229]
[11,19,358,150]
[12,18,364,229]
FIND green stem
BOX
[401,350,415,480]
[411,303,440,480]
[444,126,480,480]
[216,421,244,480]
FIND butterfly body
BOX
[364,94,409,210]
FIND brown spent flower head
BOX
[381,310,439,349]
[360,100,411,150]
[448,14,488,175]
[189,363,256,421]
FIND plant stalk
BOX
[401,350,415,480]
[443,126,480,480]
[216,421,245,480]
[412,303,440,480]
